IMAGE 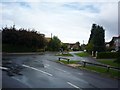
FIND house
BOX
[113,36,120,51]
[106,36,120,51]
[105,42,110,47]
[64,42,80,51]
[45,37,52,43]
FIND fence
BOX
[58,57,70,63]
[58,57,120,72]
[82,60,120,72]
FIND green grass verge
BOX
[56,53,73,56]
[57,60,80,64]
[97,59,120,68]
[79,65,120,78]
[57,59,120,78]
[75,52,89,57]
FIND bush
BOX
[73,48,79,51]
[97,52,118,59]
[2,44,36,52]
[114,55,120,63]
[114,49,120,63]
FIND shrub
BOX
[114,49,120,63]
[97,52,118,59]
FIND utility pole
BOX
[83,40,84,44]
[13,22,15,29]
[51,33,52,40]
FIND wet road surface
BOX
[2,52,120,89]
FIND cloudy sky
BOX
[0,0,119,44]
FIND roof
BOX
[45,37,51,42]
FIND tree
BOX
[48,36,61,51]
[114,47,120,63]
[2,25,47,52]
[87,24,105,53]
[61,43,68,51]
[86,43,94,53]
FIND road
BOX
[2,52,120,89]
[58,51,100,63]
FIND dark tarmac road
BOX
[2,52,120,89]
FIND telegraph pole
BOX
[83,40,84,44]
[51,33,52,40]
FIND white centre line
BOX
[22,64,53,76]
[55,68,67,73]
[45,64,50,66]
[0,66,8,70]
[78,73,83,75]
[44,64,50,68]
[67,82,80,89]
[44,63,68,73]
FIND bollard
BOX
[95,51,98,57]
[83,62,86,67]
[58,58,60,61]
[107,65,110,72]
[67,59,70,64]
[92,51,94,56]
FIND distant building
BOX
[106,36,120,51]
[64,42,80,51]
[45,37,52,43]
[45,33,52,43]
[113,36,120,51]
[40,34,45,37]
[105,42,110,47]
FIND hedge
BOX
[97,52,118,59]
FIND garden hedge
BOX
[97,52,118,59]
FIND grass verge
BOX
[75,52,89,57]
[97,59,120,68]
[57,60,80,64]
[56,53,73,56]
[79,65,120,79]
[57,60,120,79]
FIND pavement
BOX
[1,51,120,89]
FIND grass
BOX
[79,65,120,78]
[57,60,80,64]
[97,59,120,68]
[57,59,120,79]
[75,52,90,57]
[56,53,73,56]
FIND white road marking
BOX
[12,77,32,88]
[44,66,47,68]
[44,64,50,68]
[78,73,83,75]
[55,68,67,73]
[0,66,8,70]
[22,64,53,76]
[44,63,68,73]
[67,82,79,89]
[45,64,50,66]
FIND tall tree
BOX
[87,24,105,53]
